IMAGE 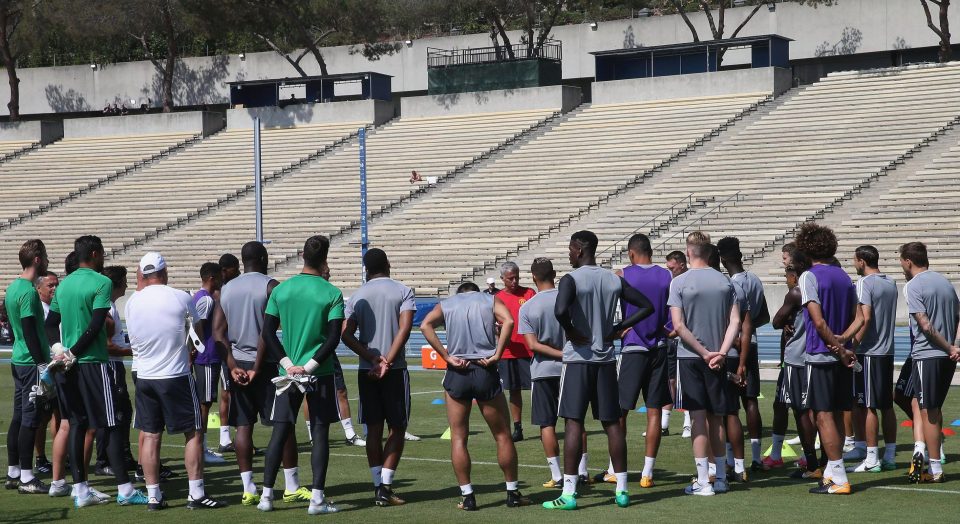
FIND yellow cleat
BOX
[927,472,945,483]
[241,492,261,506]
[639,476,655,488]
[283,486,312,503]
[542,478,562,488]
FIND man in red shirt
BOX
[496,262,536,442]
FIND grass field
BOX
[1,358,958,523]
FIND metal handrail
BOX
[652,191,742,252]
[427,40,562,67]
[596,193,695,260]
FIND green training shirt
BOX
[4,277,50,365]
[265,273,345,377]
[50,267,112,363]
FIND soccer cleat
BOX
[542,478,562,488]
[542,494,577,510]
[846,461,881,473]
[842,438,855,453]
[809,480,851,495]
[790,467,822,480]
[593,471,615,484]
[134,466,144,482]
[253,446,264,456]
[218,443,236,453]
[881,460,897,471]
[842,447,867,462]
[204,449,226,464]
[75,493,102,508]
[308,499,339,514]
[795,457,808,469]
[147,496,167,511]
[681,426,692,439]
[375,485,406,506]
[684,481,715,496]
[345,435,366,447]
[762,457,784,469]
[241,492,261,506]
[36,457,53,474]
[730,471,748,483]
[639,476,655,488]
[49,482,71,497]
[579,474,596,487]
[908,452,924,484]
[404,432,422,441]
[94,463,114,477]
[750,460,767,472]
[614,491,629,508]
[926,472,945,483]
[506,489,531,507]
[117,489,149,506]
[4,476,19,489]
[512,427,524,442]
[187,495,228,509]
[257,495,274,512]
[17,478,48,494]
[661,427,670,436]
[713,479,729,494]
[160,464,177,480]
[458,493,477,511]
[786,436,802,446]
[90,488,112,503]
[283,486,312,503]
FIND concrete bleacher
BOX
[322,92,770,296]
[114,108,560,287]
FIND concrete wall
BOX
[591,67,791,105]
[2,0,955,117]
[62,111,224,139]
[226,99,394,130]
[0,120,63,144]
[400,85,581,119]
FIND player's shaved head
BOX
[241,241,269,273]
[364,248,390,276]
[627,234,652,257]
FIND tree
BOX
[481,0,567,59]
[920,0,951,62]
[0,1,44,120]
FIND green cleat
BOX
[542,494,577,510]
[615,491,629,508]
[283,487,311,503]
[241,492,260,506]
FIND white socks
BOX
[547,456,561,482]
[306,420,313,441]
[19,469,34,483]
[750,439,762,463]
[683,411,691,428]
[147,484,160,500]
[734,458,745,474]
[606,458,614,475]
[578,453,589,476]
[312,489,325,504]
[865,446,879,466]
[505,480,518,491]
[283,467,300,492]
[460,483,473,496]
[661,408,672,430]
[914,440,927,457]
[614,472,627,492]
[562,475,577,496]
[341,418,357,439]
[695,457,709,485]
[261,486,274,499]
[931,459,944,475]
[7,466,20,478]
[75,481,90,499]
[641,456,655,478]
[770,434,785,461]
[370,465,382,487]
[883,443,897,463]
[188,479,204,500]
[827,460,848,484]
[382,468,395,485]
[219,426,232,447]
[240,470,257,494]
[117,482,134,498]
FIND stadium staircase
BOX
[0,140,44,164]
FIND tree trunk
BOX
[671,0,700,42]
[159,1,177,112]
[939,0,952,62]
[0,7,19,120]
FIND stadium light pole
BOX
[254,117,263,243]
[359,126,368,283]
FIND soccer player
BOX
[219,253,241,285]
[544,230,654,510]
[899,242,959,483]
[835,246,898,473]
[5,239,51,494]
[496,262,536,442]
[258,235,344,514]
[670,232,740,497]
[601,234,672,488]
[215,253,239,453]
[125,252,226,510]
[193,262,226,464]
[665,250,689,437]
[33,270,58,476]
[420,282,529,511]
[213,241,306,505]
[795,223,856,495]
[340,248,416,506]
[717,237,769,471]
[44,235,147,507]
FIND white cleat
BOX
[684,481,715,496]
[91,488,112,504]
[681,426,692,439]
[257,495,274,512]
[204,449,226,464]
[49,483,71,497]
[345,435,366,447]
[785,435,802,446]
[308,499,339,514]
[404,432,422,441]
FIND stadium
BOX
[1,0,959,521]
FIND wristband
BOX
[279,357,294,370]
[303,359,319,374]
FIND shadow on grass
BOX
[1,508,70,522]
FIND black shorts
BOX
[443,363,502,402]
[895,357,913,396]
[270,374,340,425]
[775,364,807,410]
[558,362,621,422]
[721,358,744,415]
[740,347,761,399]
[667,339,678,380]
[531,377,560,427]
[228,360,279,427]
[358,369,410,428]
[676,358,727,414]
[333,357,346,391]
[220,365,231,392]
[908,358,956,410]
[109,361,133,423]
[194,363,221,404]
[498,358,532,390]
[57,362,127,429]
[135,375,202,434]
[618,349,670,411]
[11,365,50,428]
[803,362,853,412]
[854,355,894,410]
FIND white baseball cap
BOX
[486,277,496,285]
[139,252,166,275]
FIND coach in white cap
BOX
[484,277,500,295]
[125,252,226,511]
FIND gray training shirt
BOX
[667,267,736,360]
[517,288,564,379]
[727,278,749,359]
[560,265,622,364]
[441,291,497,360]
[731,271,765,323]
[856,273,898,356]
[219,271,274,363]
[783,306,806,367]
[905,270,959,360]
[345,277,417,370]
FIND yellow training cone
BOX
[208,412,220,429]
[440,427,451,440]
[763,442,798,459]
